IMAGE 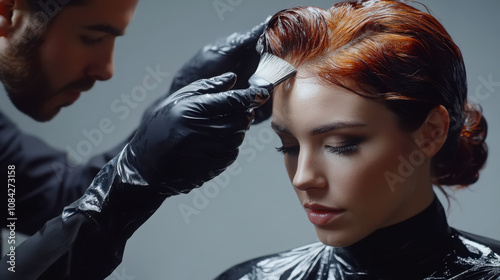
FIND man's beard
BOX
[0,21,53,121]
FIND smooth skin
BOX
[271,68,450,247]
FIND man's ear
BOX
[0,0,15,37]
[0,0,31,51]
[412,105,450,158]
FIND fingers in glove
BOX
[187,108,253,132]
[183,132,246,155]
[193,87,269,116]
[169,72,238,101]
[219,19,269,54]
[252,95,273,124]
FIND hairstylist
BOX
[0,0,270,278]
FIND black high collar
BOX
[333,196,453,279]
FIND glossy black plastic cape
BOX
[216,197,500,280]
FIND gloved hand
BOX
[63,72,269,239]
[166,19,273,123]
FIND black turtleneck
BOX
[216,196,500,279]
[334,197,453,278]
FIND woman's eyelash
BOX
[325,144,358,156]
[275,146,299,155]
[276,138,365,156]
[326,137,365,156]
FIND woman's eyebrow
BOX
[311,122,367,135]
[271,122,291,134]
[271,121,367,135]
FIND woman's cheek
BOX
[346,141,404,197]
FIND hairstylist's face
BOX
[271,70,435,247]
[0,0,138,121]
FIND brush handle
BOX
[248,74,273,89]
[246,74,273,124]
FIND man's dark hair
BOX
[25,0,89,24]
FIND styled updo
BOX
[263,0,487,187]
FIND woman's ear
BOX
[412,105,450,158]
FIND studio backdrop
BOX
[1,0,499,279]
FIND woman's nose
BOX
[292,151,327,191]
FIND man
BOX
[0,0,140,243]
[0,0,270,278]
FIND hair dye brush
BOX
[248,52,296,90]
[245,52,296,123]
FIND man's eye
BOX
[81,36,104,45]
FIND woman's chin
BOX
[315,229,360,248]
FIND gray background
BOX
[1,0,499,279]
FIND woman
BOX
[216,1,500,279]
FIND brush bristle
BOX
[248,53,296,89]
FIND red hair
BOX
[263,0,487,187]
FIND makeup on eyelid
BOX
[275,134,367,156]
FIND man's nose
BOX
[85,46,115,81]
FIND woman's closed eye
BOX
[276,145,300,155]
[325,137,365,156]
[325,144,358,156]
[276,137,365,157]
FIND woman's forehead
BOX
[272,74,397,133]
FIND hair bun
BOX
[434,103,488,187]
[460,104,487,145]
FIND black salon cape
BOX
[216,198,500,280]
[0,110,127,279]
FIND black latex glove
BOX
[0,73,269,280]
[63,72,269,241]
[167,19,273,124]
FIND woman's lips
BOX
[304,203,345,226]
